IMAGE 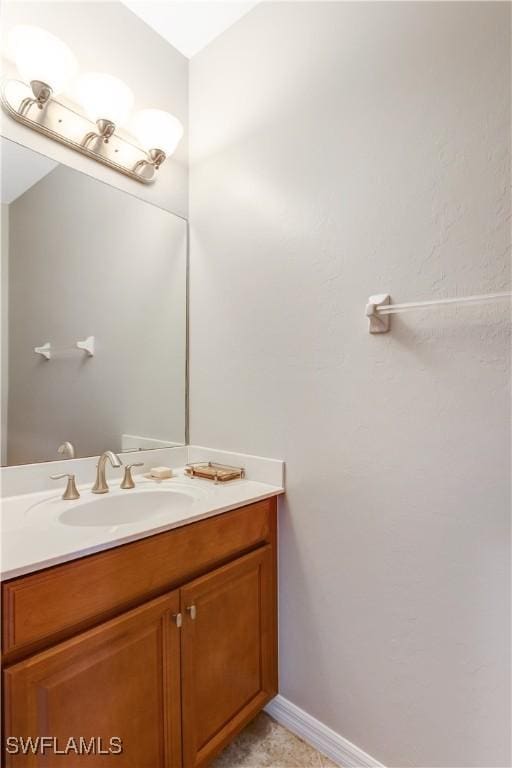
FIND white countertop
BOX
[0,469,284,581]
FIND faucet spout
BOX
[91,450,122,494]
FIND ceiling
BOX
[1,139,58,204]
[122,1,259,59]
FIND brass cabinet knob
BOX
[120,463,144,490]
[50,473,80,500]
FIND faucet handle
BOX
[120,463,144,490]
[50,473,80,500]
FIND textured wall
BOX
[0,1,188,216]
[8,161,187,465]
[189,3,511,766]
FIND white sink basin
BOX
[58,489,196,527]
[24,482,210,530]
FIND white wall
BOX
[189,3,511,767]
[0,1,188,216]
[8,162,187,465]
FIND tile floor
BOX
[211,713,338,767]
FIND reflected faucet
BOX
[58,441,75,459]
[92,450,122,494]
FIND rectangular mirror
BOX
[1,137,187,466]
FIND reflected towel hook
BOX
[76,335,95,356]
[34,342,51,360]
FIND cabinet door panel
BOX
[181,545,277,768]
[4,592,181,767]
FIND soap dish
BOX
[185,462,245,484]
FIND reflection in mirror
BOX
[0,138,187,466]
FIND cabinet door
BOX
[4,592,182,767]
[181,545,277,768]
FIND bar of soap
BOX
[150,466,173,479]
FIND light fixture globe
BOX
[76,73,134,127]
[131,109,184,159]
[8,25,77,96]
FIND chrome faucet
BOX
[92,450,122,494]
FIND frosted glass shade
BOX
[76,73,134,126]
[8,25,77,95]
[131,109,184,156]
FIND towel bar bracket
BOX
[366,294,391,334]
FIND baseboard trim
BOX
[265,695,385,768]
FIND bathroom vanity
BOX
[2,493,278,767]
[0,103,284,767]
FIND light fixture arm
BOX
[18,79,53,116]
[133,148,167,177]
[82,118,116,149]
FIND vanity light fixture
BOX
[1,25,183,184]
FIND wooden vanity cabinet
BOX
[4,592,183,767]
[2,499,278,767]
